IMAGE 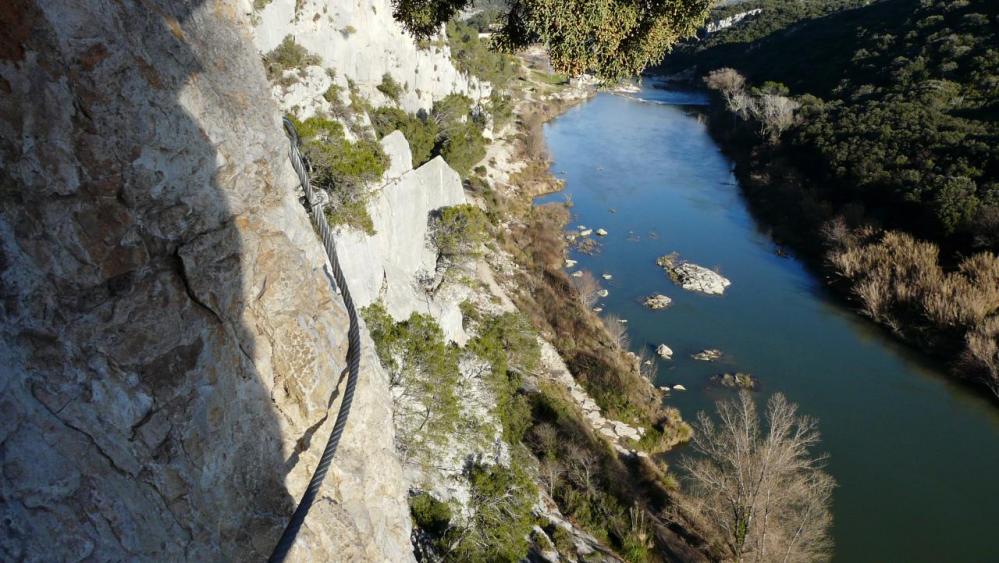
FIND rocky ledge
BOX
[657,254,731,295]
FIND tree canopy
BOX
[392,0,712,79]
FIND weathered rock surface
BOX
[644,294,672,310]
[334,134,469,343]
[657,255,731,295]
[0,1,410,560]
[252,0,490,113]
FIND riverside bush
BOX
[826,226,999,396]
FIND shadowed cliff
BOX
[0,0,410,560]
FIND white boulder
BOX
[656,344,673,359]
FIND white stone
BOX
[565,259,577,268]
[571,270,584,278]
[595,228,608,236]
[597,289,609,298]
[657,256,732,295]
[602,273,612,280]
[673,384,687,391]
[656,344,674,359]
[579,229,593,237]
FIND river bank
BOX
[688,85,999,404]
[471,56,716,560]
[538,85,999,562]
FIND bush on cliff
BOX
[289,115,388,234]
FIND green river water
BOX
[538,88,999,562]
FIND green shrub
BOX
[410,492,452,536]
[453,459,538,562]
[289,115,387,234]
[436,120,486,177]
[377,72,403,102]
[370,107,438,166]
[428,204,489,263]
[263,35,321,80]
[361,304,462,461]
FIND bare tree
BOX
[679,392,834,563]
[704,67,746,105]
[574,271,601,308]
[752,94,800,143]
[602,313,630,350]
[637,346,659,383]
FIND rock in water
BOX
[643,294,672,310]
[656,344,674,359]
[692,348,723,361]
[602,273,613,280]
[597,289,609,297]
[571,270,584,278]
[657,254,731,295]
[579,228,593,237]
[673,384,687,391]
[712,372,758,390]
[596,228,608,236]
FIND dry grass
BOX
[825,223,999,394]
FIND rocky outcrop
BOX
[0,1,410,560]
[334,132,470,343]
[644,294,672,310]
[252,0,491,114]
[705,8,763,34]
[657,254,732,295]
[657,344,675,360]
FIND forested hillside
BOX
[669,0,999,398]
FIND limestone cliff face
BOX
[0,1,410,560]
[335,132,470,343]
[253,0,491,113]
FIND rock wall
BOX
[0,0,411,560]
[252,0,491,113]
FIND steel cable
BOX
[269,118,363,563]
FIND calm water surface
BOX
[539,89,999,562]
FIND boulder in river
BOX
[565,259,577,268]
[673,384,687,391]
[656,344,673,359]
[711,372,758,391]
[597,289,609,297]
[692,348,723,361]
[571,270,583,278]
[643,294,672,310]
[657,253,731,295]
[579,228,593,237]
[602,273,613,280]
[596,228,608,236]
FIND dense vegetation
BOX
[686,0,999,397]
[393,0,712,79]
[369,93,489,177]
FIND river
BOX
[538,88,999,562]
